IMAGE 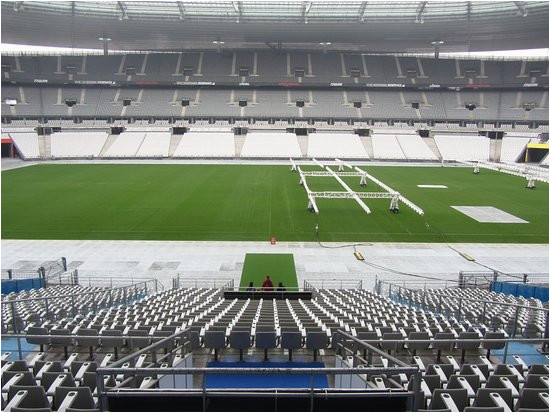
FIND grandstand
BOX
[1,1,548,412]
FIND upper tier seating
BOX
[2,86,548,123]
[2,53,547,88]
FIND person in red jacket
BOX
[261,275,274,291]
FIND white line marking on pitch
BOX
[417,185,448,188]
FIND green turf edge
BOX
[239,253,298,290]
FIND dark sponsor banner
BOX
[74,80,118,85]
[464,83,491,88]
[365,83,406,88]
[278,82,300,87]
[175,81,216,86]
[135,81,160,85]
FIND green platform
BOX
[239,253,298,291]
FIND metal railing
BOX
[49,273,164,292]
[459,271,549,288]
[304,279,363,290]
[95,328,419,411]
[171,275,235,289]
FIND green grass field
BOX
[239,254,298,290]
[1,164,548,243]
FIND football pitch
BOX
[1,164,548,243]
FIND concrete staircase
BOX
[234,135,246,157]
[490,139,502,162]
[168,134,183,157]
[38,134,51,158]
[359,135,375,159]
[99,134,118,157]
[422,137,442,161]
[296,135,309,157]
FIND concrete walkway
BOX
[2,240,547,291]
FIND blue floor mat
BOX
[205,361,329,389]
[493,342,548,366]
[1,338,38,361]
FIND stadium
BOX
[0,1,548,411]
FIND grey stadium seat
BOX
[255,331,277,361]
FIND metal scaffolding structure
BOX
[292,159,424,216]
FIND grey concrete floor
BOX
[2,239,547,291]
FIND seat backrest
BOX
[50,329,71,344]
[3,360,29,372]
[1,371,36,387]
[281,331,302,349]
[53,386,95,410]
[422,375,443,392]
[70,361,98,376]
[460,364,489,379]
[427,364,454,380]
[33,361,63,376]
[518,388,549,409]
[255,331,277,349]
[381,332,402,347]
[306,331,328,350]
[494,364,523,376]
[26,327,50,344]
[100,330,124,346]
[204,331,226,349]
[474,388,513,409]
[524,374,548,389]
[447,374,481,391]
[528,365,548,375]
[457,332,480,349]
[75,329,99,345]
[407,332,430,349]
[464,407,505,412]
[430,388,469,411]
[482,332,505,350]
[432,333,455,350]
[40,372,76,391]
[8,385,49,408]
[229,331,252,349]
[486,375,519,390]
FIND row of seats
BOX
[389,287,548,339]
[0,284,546,411]
[2,53,547,86]
[2,87,548,122]
[1,284,147,334]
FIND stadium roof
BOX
[1,1,549,53]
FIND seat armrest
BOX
[441,392,460,412]
[57,391,77,412]
[489,392,511,412]
[5,390,28,411]
[47,374,69,396]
